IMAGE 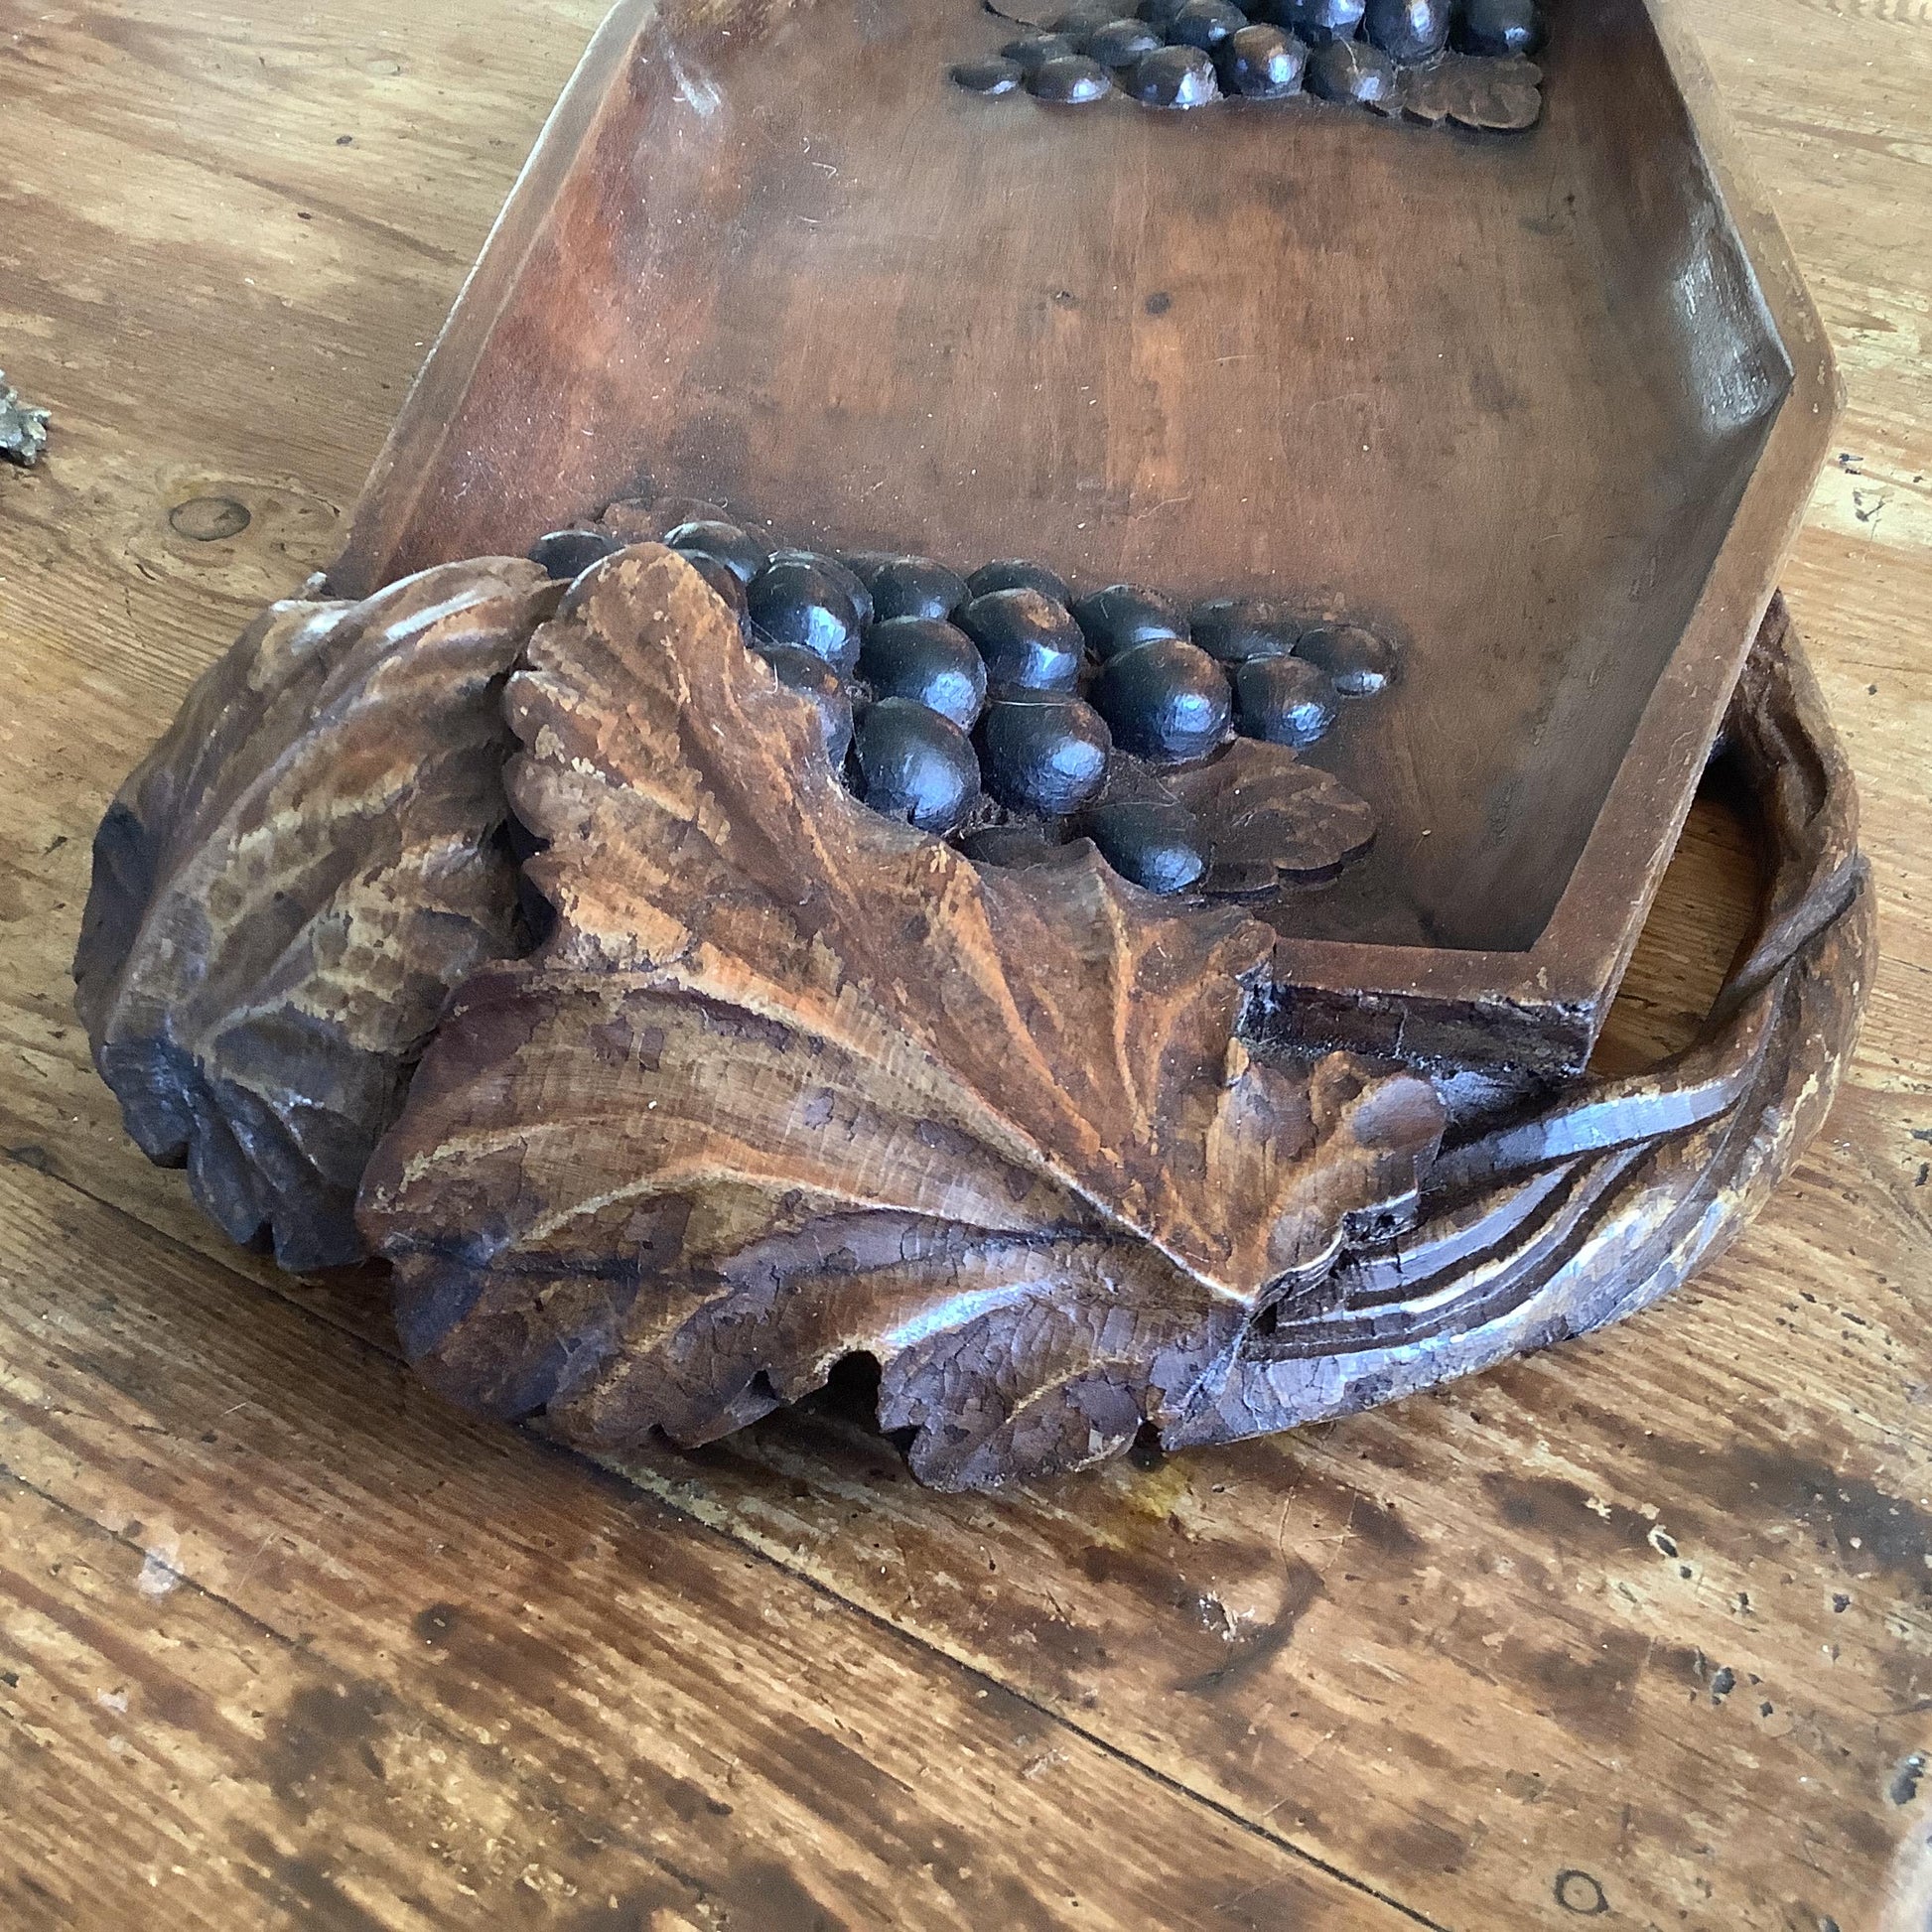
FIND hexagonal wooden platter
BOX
[328,0,1835,1075]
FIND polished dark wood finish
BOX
[71,560,557,1268]
[329,0,1835,1074]
[73,541,1869,1489]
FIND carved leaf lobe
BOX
[73,558,558,1268]
[358,547,1445,1486]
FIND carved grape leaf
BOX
[73,559,558,1269]
[1164,737,1378,895]
[1393,54,1543,133]
[357,546,1446,1488]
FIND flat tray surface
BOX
[336,0,1832,1067]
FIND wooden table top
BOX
[0,3,1925,1926]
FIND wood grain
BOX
[0,1157,1407,1931]
[354,542,1443,1487]
[72,557,554,1268]
[0,0,1927,1927]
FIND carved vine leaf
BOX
[73,559,559,1269]
[1392,54,1543,133]
[357,546,1445,1488]
[1165,603,1874,1450]
[1164,737,1378,895]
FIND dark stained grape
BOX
[962,587,1097,695]
[1363,0,1449,63]
[1296,622,1399,695]
[956,823,1073,870]
[1233,656,1338,747]
[1135,0,1195,27]
[958,588,1086,692]
[1071,584,1188,660]
[747,558,863,673]
[1092,639,1232,761]
[1083,800,1207,894]
[954,587,1089,695]
[1279,0,1364,45]
[1129,44,1220,105]
[759,644,855,763]
[870,556,971,623]
[951,56,1026,94]
[1190,597,1300,664]
[1002,33,1078,69]
[769,549,874,627]
[663,518,769,586]
[528,528,619,582]
[1030,54,1115,101]
[682,550,751,624]
[860,618,989,730]
[838,550,902,587]
[1219,22,1306,94]
[1451,0,1544,56]
[1082,17,1165,64]
[1308,37,1397,103]
[966,558,1073,604]
[855,699,981,833]
[978,697,1113,815]
[1165,0,1249,50]
[1052,0,1122,32]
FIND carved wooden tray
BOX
[72,0,1872,1491]
[331,0,1836,1073]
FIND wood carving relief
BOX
[959,0,1546,130]
[73,560,558,1269]
[1173,603,1875,1445]
[539,497,1397,905]
[74,544,1871,1489]
[355,547,1446,1486]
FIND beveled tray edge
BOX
[331,1,646,601]
[1271,0,1840,1069]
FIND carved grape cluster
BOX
[530,502,1397,901]
[949,0,1546,131]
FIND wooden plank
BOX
[0,1156,1411,1931]
[0,0,1928,1926]
[3,1476,799,1931]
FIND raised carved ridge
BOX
[355,546,1447,1488]
[1168,597,1875,1447]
